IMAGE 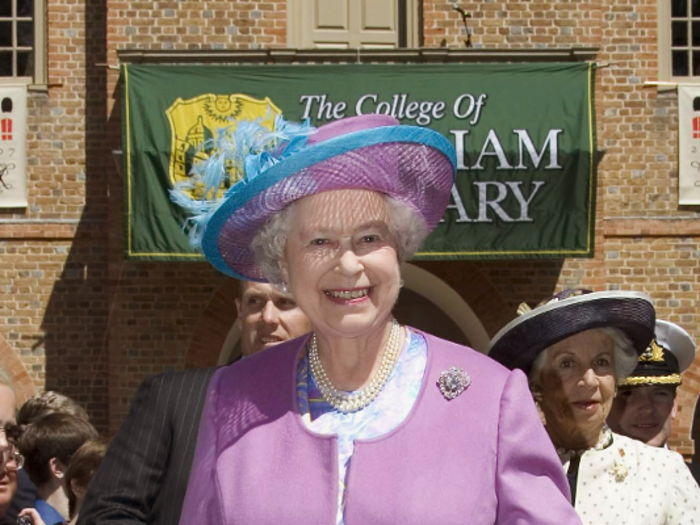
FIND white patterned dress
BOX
[560,432,700,524]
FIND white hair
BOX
[528,327,638,393]
[250,194,428,284]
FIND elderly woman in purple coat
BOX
[171,113,582,525]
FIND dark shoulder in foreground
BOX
[147,366,218,384]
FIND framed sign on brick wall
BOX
[0,85,28,208]
[679,85,700,204]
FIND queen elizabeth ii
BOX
[172,113,582,525]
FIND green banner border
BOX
[122,63,597,261]
[123,64,203,260]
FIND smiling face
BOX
[235,281,311,356]
[279,190,401,340]
[0,384,17,517]
[537,329,617,448]
[608,385,677,447]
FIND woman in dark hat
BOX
[171,113,581,524]
[489,289,700,525]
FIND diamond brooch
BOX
[437,367,471,400]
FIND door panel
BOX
[298,0,399,48]
[361,0,396,31]
[316,0,348,30]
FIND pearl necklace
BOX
[308,319,402,414]
[556,424,613,458]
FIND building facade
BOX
[1,0,699,460]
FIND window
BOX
[660,0,700,79]
[0,0,45,84]
[287,0,419,49]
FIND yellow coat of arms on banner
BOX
[165,94,281,199]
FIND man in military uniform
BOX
[608,319,700,485]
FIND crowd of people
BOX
[0,113,698,524]
[0,387,106,525]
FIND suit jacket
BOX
[77,367,216,525]
[179,333,581,525]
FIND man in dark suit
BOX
[77,282,310,525]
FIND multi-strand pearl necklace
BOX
[308,319,403,414]
[556,424,613,458]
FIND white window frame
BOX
[287,0,420,49]
[0,0,46,87]
[658,0,700,81]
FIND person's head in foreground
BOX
[489,288,655,451]
[171,114,583,524]
[608,319,697,447]
[235,280,311,357]
[18,412,99,521]
[0,368,19,518]
[17,391,89,428]
[64,439,107,524]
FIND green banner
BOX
[122,63,596,261]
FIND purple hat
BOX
[172,113,457,280]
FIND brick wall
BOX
[0,0,111,431]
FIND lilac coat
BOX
[179,332,582,525]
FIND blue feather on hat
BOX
[169,113,316,249]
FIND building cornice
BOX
[117,47,599,65]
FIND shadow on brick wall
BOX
[40,0,110,434]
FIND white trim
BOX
[402,263,490,353]
[218,322,241,366]
[0,219,81,224]
[34,0,46,85]
[644,80,700,88]
[286,0,302,48]
[405,0,419,47]
[657,0,700,83]
[658,0,671,81]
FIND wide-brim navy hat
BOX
[619,319,697,387]
[488,289,656,375]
